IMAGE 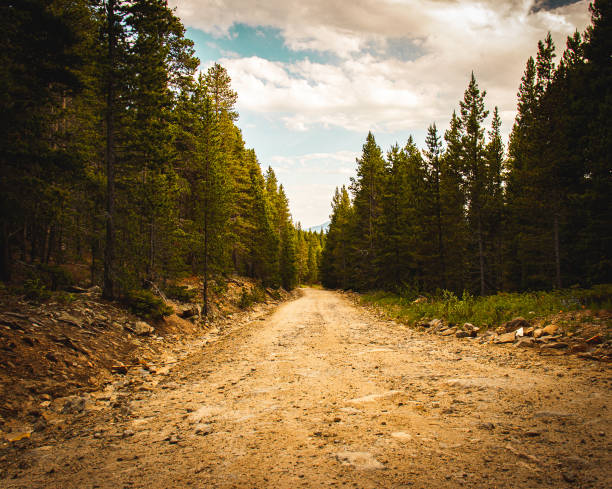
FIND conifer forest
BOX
[1,2,612,488]
[0,0,610,305]
[321,2,611,296]
[0,0,324,312]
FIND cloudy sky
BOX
[169,0,591,228]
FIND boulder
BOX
[515,338,536,348]
[177,304,200,319]
[500,317,530,333]
[455,330,470,338]
[440,328,457,336]
[542,324,559,336]
[533,328,544,338]
[61,396,87,414]
[127,321,154,336]
[495,331,516,344]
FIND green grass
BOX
[361,284,612,329]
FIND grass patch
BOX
[361,284,612,329]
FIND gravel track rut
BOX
[2,288,610,488]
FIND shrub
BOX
[164,284,197,302]
[38,264,73,291]
[22,278,51,301]
[125,289,173,320]
[238,285,267,309]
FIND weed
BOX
[361,284,612,329]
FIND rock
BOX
[500,317,530,333]
[57,313,82,328]
[478,422,495,430]
[440,328,457,336]
[412,296,428,304]
[61,396,87,414]
[515,338,535,348]
[6,431,31,443]
[455,330,470,338]
[122,429,135,438]
[562,472,577,483]
[533,411,572,419]
[541,342,568,349]
[127,321,154,336]
[462,323,479,337]
[391,431,412,441]
[586,334,603,345]
[569,343,588,353]
[177,305,200,319]
[523,327,535,336]
[165,434,180,444]
[335,451,384,470]
[45,352,58,362]
[429,319,444,330]
[495,331,516,344]
[111,364,128,374]
[541,324,559,336]
[533,328,543,338]
[194,423,213,436]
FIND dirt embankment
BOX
[1,288,610,489]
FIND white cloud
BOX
[169,0,591,224]
[267,150,359,226]
[172,1,590,139]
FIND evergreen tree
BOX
[349,132,386,289]
[459,73,489,295]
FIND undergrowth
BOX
[361,284,612,329]
[238,285,267,309]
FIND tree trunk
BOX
[477,214,485,296]
[553,213,562,289]
[103,0,116,300]
[0,220,11,282]
[435,172,446,289]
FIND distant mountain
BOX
[307,221,330,233]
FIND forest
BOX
[0,0,324,314]
[321,1,611,296]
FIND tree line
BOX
[321,0,611,295]
[0,0,323,312]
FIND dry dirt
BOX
[1,288,610,488]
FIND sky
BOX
[169,0,591,228]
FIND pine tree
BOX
[423,124,446,289]
[349,132,386,289]
[320,186,352,288]
[459,73,489,295]
[205,63,238,121]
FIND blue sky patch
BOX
[186,24,339,66]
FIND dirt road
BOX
[1,288,610,488]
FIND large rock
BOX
[500,317,530,333]
[177,304,200,319]
[127,321,154,336]
[495,331,516,344]
[542,324,559,336]
[61,396,87,414]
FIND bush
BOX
[125,289,173,320]
[238,285,267,309]
[22,278,52,301]
[164,284,197,302]
[38,264,73,291]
